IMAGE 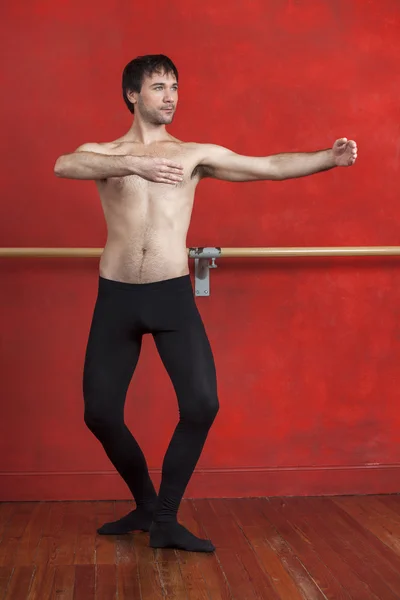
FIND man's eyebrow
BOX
[150,82,179,88]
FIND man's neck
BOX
[123,119,171,145]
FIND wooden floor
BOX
[1,495,400,599]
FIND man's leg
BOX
[83,277,158,534]
[149,285,219,552]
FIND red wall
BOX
[1,0,400,501]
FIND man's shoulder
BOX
[180,141,223,159]
[181,141,217,149]
[75,141,114,154]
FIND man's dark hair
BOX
[122,54,179,114]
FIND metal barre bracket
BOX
[189,247,221,296]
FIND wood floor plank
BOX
[26,564,56,600]
[172,558,208,600]
[114,501,139,568]
[157,559,189,599]
[166,500,209,600]
[74,502,97,565]
[243,499,326,600]
[96,564,117,600]
[35,502,90,568]
[134,529,164,600]
[114,500,170,598]
[0,505,16,542]
[15,502,50,566]
[377,494,400,518]
[73,564,95,600]
[146,532,189,599]
[117,564,142,600]
[226,498,312,600]
[358,496,400,535]
[303,497,400,599]
[330,497,400,573]
[378,494,400,515]
[34,501,66,567]
[215,499,282,600]
[3,565,35,600]
[0,567,13,600]
[52,503,81,566]
[195,498,265,600]
[51,564,76,600]
[113,502,142,598]
[259,497,350,599]
[280,497,381,600]
[334,497,400,555]
[111,501,166,600]
[42,501,64,537]
[179,499,230,600]
[95,502,117,566]
[0,503,35,567]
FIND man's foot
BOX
[97,506,154,535]
[149,521,215,552]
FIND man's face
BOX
[130,71,178,124]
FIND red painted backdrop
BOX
[1,0,400,501]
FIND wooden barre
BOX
[1,247,400,258]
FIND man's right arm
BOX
[54,143,135,180]
[54,143,184,184]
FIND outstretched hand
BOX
[332,138,358,167]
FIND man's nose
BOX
[163,91,174,103]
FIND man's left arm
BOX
[198,138,358,181]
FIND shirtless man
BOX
[54,54,358,553]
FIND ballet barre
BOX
[1,246,400,296]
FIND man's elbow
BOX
[54,154,73,178]
[54,155,67,177]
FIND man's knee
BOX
[83,400,123,437]
[83,375,122,434]
[84,406,107,434]
[180,392,220,426]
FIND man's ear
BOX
[127,90,138,106]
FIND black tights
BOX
[83,274,219,523]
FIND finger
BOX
[162,160,184,170]
[164,170,184,179]
[166,168,184,175]
[166,176,184,183]
[158,178,178,185]
[160,166,184,176]
[159,175,182,185]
